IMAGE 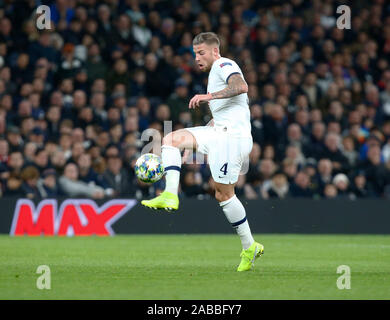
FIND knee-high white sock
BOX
[162,145,181,195]
[220,195,255,250]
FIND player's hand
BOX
[189,93,212,109]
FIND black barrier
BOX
[0,197,389,235]
[113,198,390,234]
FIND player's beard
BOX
[202,61,213,72]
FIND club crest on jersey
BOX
[220,62,232,68]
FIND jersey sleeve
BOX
[217,60,242,84]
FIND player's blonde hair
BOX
[192,32,220,47]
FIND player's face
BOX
[193,43,217,72]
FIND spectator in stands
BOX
[37,168,61,198]
[181,169,205,198]
[32,147,49,174]
[7,151,24,176]
[77,152,105,187]
[323,183,338,199]
[261,172,290,199]
[263,104,286,151]
[167,78,190,124]
[284,144,306,168]
[333,173,351,199]
[320,133,349,174]
[289,171,313,198]
[315,158,334,196]
[282,158,298,184]
[341,135,359,168]
[6,126,23,153]
[106,58,131,95]
[350,171,371,199]
[262,144,276,161]
[102,155,135,197]
[235,174,258,199]
[59,162,105,199]
[0,138,9,164]
[67,141,85,164]
[358,145,389,196]
[250,104,265,146]
[20,165,40,199]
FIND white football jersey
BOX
[207,57,251,137]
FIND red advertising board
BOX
[10,199,137,236]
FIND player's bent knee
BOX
[163,130,195,149]
[162,132,175,147]
[162,131,184,148]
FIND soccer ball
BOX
[134,153,164,183]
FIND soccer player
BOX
[141,32,264,272]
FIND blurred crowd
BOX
[0,0,390,200]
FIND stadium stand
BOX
[0,0,390,200]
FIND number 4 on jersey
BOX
[220,162,228,175]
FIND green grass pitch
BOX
[0,234,389,299]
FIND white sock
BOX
[220,195,255,250]
[161,145,181,195]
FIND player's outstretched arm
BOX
[189,74,248,109]
[210,74,248,100]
